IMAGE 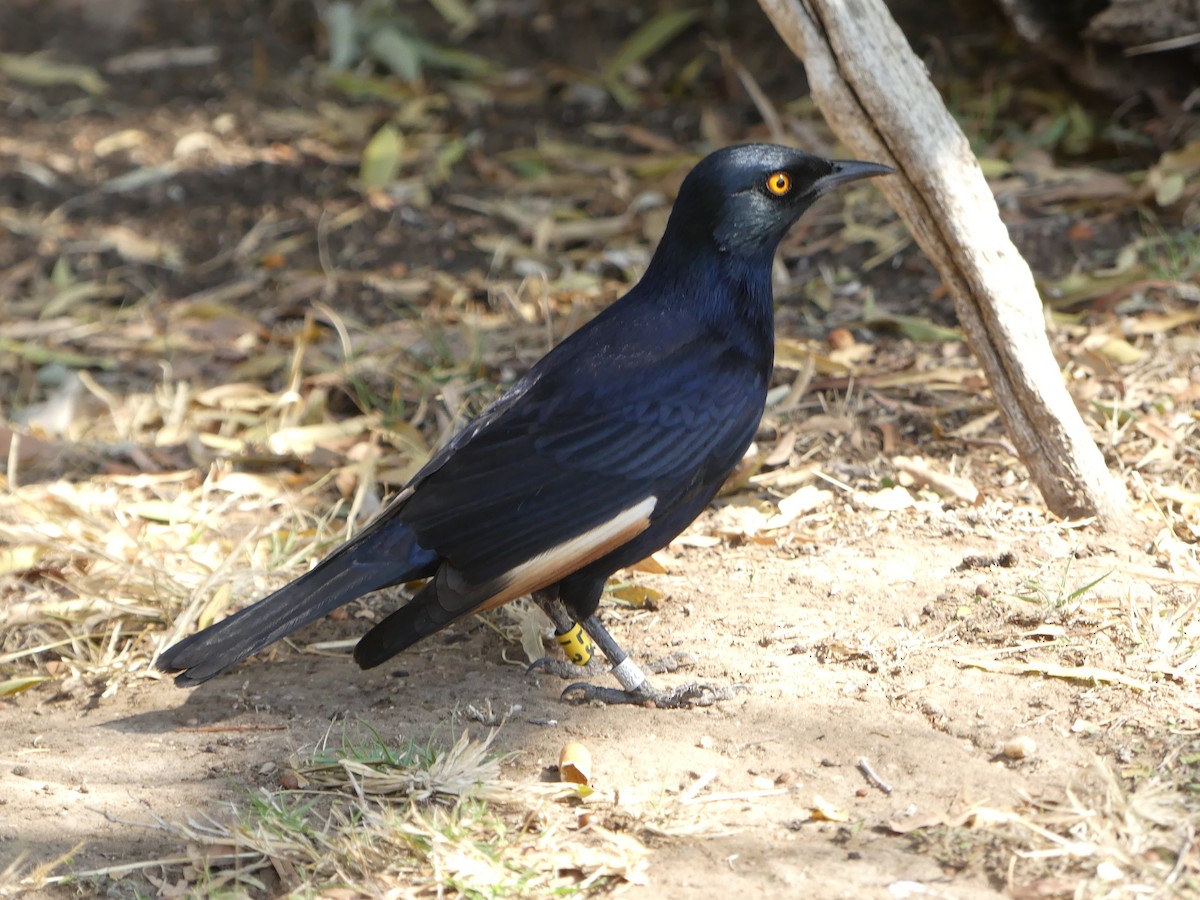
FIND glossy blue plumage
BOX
[157,144,891,685]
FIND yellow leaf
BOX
[0,52,107,94]
[810,794,850,822]
[608,584,663,608]
[1155,172,1186,206]
[360,124,403,191]
[1128,310,1200,335]
[0,676,49,697]
[128,501,196,524]
[559,742,592,786]
[1098,337,1144,365]
[0,545,45,575]
[197,582,234,631]
[629,555,668,575]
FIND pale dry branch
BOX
[758,0,1131,528]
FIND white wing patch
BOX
[477,495,659,611]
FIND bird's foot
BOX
[559,679,708,708]
[537,615,739,708]
[560,679,741,708]
[526,655,609,680]
[560,652,743,708]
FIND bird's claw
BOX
[560,679,729,709]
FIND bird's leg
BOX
[526,591,731,708]
[525,589,609,679]
[560,615,729,709]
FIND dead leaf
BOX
[267,416,378,456]
[763,429,797,467]
[854,485,915,511]
[954,655,1151,691]
[360,124,404,190]
[0,51,107,94]
[629,555,668,575]
[767,484,833,528]
[1134,418,1179,446]
[559,742,592,786]
[101,225,184,269]
[1128,308,1200,335]
[1145,138,1200,207]
[892,456,979,505]
[603,9,699,107]
[512,601,551,664]
[609,584,662,608]
[0,545,46,575]
[809,794,850,822]
[196,583,234,631]
[0,676,50,697]
[795,413,854,436]
[1096,337,1144,365]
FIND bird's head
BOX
[664,144,892,260]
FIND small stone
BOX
[1002,736,1036,760]
[828,328,856,351]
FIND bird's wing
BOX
[397,319,765,586]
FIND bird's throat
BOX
[639,234,777,370]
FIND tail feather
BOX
[353,568,490,669]
[353,581,449,669]
[157,522,438,686]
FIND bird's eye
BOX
[766,171,792,196]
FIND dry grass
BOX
[5,288,1197,897]
[2,3,1200,896]
[5,721,815,896]
[6,727,638,896]
[909,754,1199,898]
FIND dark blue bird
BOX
[156,144,891,705]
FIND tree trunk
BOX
[759,0,1130,527]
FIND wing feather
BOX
[398,322,764,584]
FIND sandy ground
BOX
[1,2,1197,896]
[5,496,1186,897]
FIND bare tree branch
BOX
[760,0,1130,528]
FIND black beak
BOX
[813,159,894,195]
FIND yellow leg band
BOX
[556,623,595,666]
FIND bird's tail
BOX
[352,571,471,670]
[156,514,438,686]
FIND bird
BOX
[156,143,891,706]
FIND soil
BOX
[1,1,1197,898]
[7,509,1177,899]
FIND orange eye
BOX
[766,171,792,196]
